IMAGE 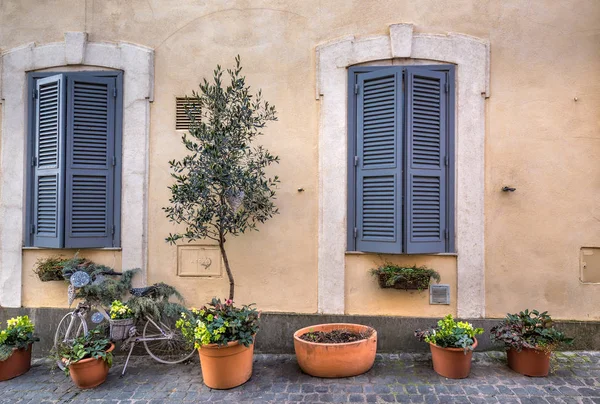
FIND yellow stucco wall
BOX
[2,0,599,319]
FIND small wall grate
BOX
[429,284,450,305]
[175,97,201,130]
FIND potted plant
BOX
[415,314,483,379]
[109,300,134,341]
[490,309,573,377]
[293,324,377,378]
[176,298,259,389]
[371,264,441,290]
[0,316,39,381]
[55,328,114,389]
[33,256,69,282]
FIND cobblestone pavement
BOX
[1,352,599,403]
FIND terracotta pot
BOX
[429,338,477,379]
[507,347,551,377]
[198,340,254,389]
[293,323,377,378]
[0,344,32,381]
[67,343,114,389]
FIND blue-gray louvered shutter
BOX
[64,76,116,248]
[355,68,403,253]
[33,75,66,248]
[404,68,447,253]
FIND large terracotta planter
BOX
[429,338,477,379]
[0,344,32,381]
[198,340,254,389]
[507,347,551,377]
[67,343,114,389]
[293,323,377,378]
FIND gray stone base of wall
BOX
[1,308,598,357]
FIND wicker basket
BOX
[377,273,431,290]
[109,318,134,341]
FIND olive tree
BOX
[164,56,279,300]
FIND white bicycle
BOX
[53,273,195,375]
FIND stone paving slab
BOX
[1,352,599,403]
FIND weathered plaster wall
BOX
[1,0,599,319]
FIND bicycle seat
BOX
[130,286,157,297]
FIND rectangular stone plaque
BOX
[177,245,222,277]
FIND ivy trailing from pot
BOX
[0,316,39,381]
[415,315,483,379]
[371,263,440,290]
[52,328,114,389]
[490,309,573,377]
[163,55,280,301]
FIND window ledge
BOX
[22,247,122,251]
[345,251,457,256]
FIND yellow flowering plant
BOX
[176,298,259,349]
[0,316,39,361]
[109,300,133,320]
[414,314,483,354]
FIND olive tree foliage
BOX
[164,56,279,300]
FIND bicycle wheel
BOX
[54,312,88,370]
[142,314,195,364]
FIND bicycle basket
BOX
[109,318,135,341]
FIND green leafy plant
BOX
[176,298,259,348]
[415,314,483,353]
[109,300,133,320]
[490,309,573,353]
[53,328,113,375]
[126,282,186,321]
[164,55,280,300]
[0,316,39,361]
[33,256,69,282]
[371,264,440,290]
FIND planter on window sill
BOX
[376,273,432,290]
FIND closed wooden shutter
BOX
[355,68,403,253]
[64,76,116,248]
[32,75,66,248]
[404,68,447,253]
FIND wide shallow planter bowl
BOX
[507,347,551,377]
[0,344,32,381]
[67,343,114,389]
[293,323,377,378]
[429,338,477,379]
[198,340,254,389]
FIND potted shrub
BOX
[108,300,134,341]
[490,309,573,377]
[0,316,38,381]
[55,328,114,389]
[176,298,259,389]
[371,264,441,290]
[293,324,377,378]
[415,314,483,379]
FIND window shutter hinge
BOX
[32,156,37,167]
[113,87,117,98]
[353,227,358,239]
[354,84,359,95]
[354,156,359,167]
[444,228,449,239]
[33,89,38,99]
[445,82,449,93]
[444,155,448,166]
[112,156,116,166]
[31,224,36,234]
[111,225,115,236]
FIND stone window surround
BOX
[316,23,490,318]
[0,32,154,307]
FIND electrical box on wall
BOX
[430,284,450,305]
[177,245,222,277]
[580,247,600,283]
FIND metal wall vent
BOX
[175,97,201,130]
[430,284,450,305]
